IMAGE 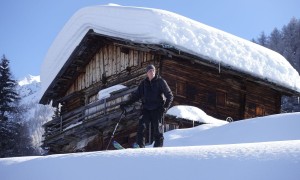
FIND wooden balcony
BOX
[42,86,141,152]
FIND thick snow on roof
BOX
[167,105,228,125]
[97,84,127,100]
[41,4,300,98]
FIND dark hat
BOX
[146,64,155,72]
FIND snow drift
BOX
[1,112,300,180]
[164,112,300,147]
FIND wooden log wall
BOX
[161,58,281,120]
[66,43,154,96]
[244,81,281,119]
[61,43,156,113]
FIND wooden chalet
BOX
[39,7,300,154]
[40,30,298,153]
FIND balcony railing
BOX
[43,86,139,146]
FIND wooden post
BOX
[60,116,63,132]
[148,122,151,144]
[104,98,107,115]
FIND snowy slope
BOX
[1,113,300,180]
[164,112,300,147]
[41,4,300,99]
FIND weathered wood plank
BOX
[116,46,121,73]
[99,48,104,82]
[162,58,281,120]
[108,44,113,76]
[92,56,96,84]
[95,53,100,82]
[103,45,109,76]
[133,50,138,66]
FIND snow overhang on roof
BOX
[40,4,300,103]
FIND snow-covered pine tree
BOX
[268,28,283,54]
[257,31,268,47]
[0,55,19,121]
[0,55,39,157]
[281,17,300,71]
[280,18,300,112]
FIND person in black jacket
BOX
[121,64,173,148]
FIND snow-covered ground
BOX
[1,112,300,180]
[164,110,300,147]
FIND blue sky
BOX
[0,0,299,80]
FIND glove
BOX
[120,104,127,112]
[161,106,167,114]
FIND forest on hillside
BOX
[253,17,300,112]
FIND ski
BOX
[113,141,125,150]
[132,142,140,148]
[113,140,140,150]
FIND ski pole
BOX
[106,110,126,150]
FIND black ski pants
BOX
[137,108,164,148]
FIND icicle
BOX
[219,61,221,74]
[298,96,299,104]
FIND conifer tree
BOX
[0,55,19,121]
[253,18,300,113]
[0,55,39,157]
[257,31,268,47]
[268,28,283,54]
[281,17,300,71]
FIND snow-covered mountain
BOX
[16,75,54,152]
[18,75,40,86]
[18,75,41,104]
[1,112,300,180]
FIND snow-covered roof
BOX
[167,105,228,125]
[41,4,300,99]
[97,85,127,100]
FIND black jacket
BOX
[128,75,173,111]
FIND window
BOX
[207,90,227,107]
[165,123,179,132]
[255,106,265,116]
[207,91,216,106]
[176,81,186,97]
[186,84,197,101]
[246,103,265,118]
[88,94,98,104]
[216,91,226,106]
